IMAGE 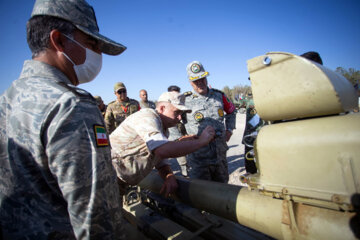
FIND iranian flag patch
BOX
[94,125,109,147]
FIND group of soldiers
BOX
[93,83,154,135]
[92,59,237,182]
[0,0,237,239]
[1,0,337,238]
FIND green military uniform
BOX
[105,98,140,134]
[100,105,107,118]
[94,95,107,118]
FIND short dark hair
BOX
[27,15,76,58]
[167,85,181,92]
[300,51,323,65]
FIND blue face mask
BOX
[62,34,102,84]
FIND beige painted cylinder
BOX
[139,172,356,239]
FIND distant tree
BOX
[335,67,360,86]
[222,86,233,101]
[232,84,251,100]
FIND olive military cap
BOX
[31,0,126,55]
[93,95,103,105]
[114,82,126,92]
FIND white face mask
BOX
[62,34,102,84]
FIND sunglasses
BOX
[117,89,127,94]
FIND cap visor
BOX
[189,72,209,81]
[174,104,192,113]
[77,25,126,56]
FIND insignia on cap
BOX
[194,112,204,122]
[94,125,109,147]
[191,63,201,73]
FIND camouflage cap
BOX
[158,92,192,113]
[186,61,209,81]
[114,82,126,92]
[31,0,126,56]
[93,95,103,105]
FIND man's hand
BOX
[178,134,198,141]
[199,126,215,145]
[225,130,233,142]
[160,173,178,198]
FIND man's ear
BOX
[158,104,166,113]
[49,30,66,52]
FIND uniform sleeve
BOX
[133,114,168,151]
[222,94,237,131]
[44,96,124,240]
[104,105,115,134]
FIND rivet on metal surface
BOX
[263,56,272,66]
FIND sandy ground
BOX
[169,112,247,186]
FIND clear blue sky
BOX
[0,0,359,104]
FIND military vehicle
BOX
[122,52,359,239]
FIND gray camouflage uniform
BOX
[0,60,124,239]
[139,99,156,109]
[184,88,236,183]
[168,123,188,174]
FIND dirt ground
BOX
[169,112,247,186]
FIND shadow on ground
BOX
[228,154,244,174]
[228,144,239,149]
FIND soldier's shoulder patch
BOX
[183,91,192,96]
[93,125,109,147]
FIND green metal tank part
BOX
[124,52,359,240]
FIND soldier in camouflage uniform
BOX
[105,82,140,134]
[94,95,107,118]
[139,89,156,109]
[0,0,126,239]
[184,61,237,183]
[110,91,215,197]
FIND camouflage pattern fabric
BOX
[184,88,236,183]
[110,108,169,187]
[101,104,107,118]
[139,100,156,109]
[105,98,140,134]
[168,123,188,166]
[0,60,124,239]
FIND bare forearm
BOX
[154,139,207,159]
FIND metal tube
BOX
[138,172,356,239]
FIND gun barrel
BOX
[139,172,356,240]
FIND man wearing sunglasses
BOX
[105,82,140,134]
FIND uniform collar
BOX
[117,97,130,104]
[20,60,73,86]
